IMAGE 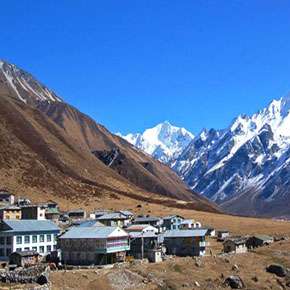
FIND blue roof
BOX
[134,216,160,223]
[119,210,134,216]
[1,220,60,233]
[59,226,128,239]
[78,220,105,227]
[97,212,127,220]
[164,229,207,238]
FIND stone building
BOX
[163,229,207,256]
[223,237,248,254]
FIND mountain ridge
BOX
[121,97,290,217]
[0,59,218,213]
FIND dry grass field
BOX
[49,239,290,290]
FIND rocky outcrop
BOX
[266,264,287,277]
[0,265,49,285]
[224,275,245,289]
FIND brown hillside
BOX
[0,59,218,212]
[37,101,202,201]
[0,95,217,213]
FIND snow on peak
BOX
[119,121,194,163]
[0,59,62,104]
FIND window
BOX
[32,246,37,251]
[40,235,44,243]
[47,245,51,252]
[16,248,22,252]
[0,237,4,245]
[39,246,44,253]
[16,215,20,220]
[16,236,22,244]
[24,247,30,251]
[47,234,51,242]
[6,237,11,245]
[32,235,37,243]
[0,249,4,256]
[53,245,57,251]
[6,248,11,256]
[24,235,30,244]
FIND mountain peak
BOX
[119,122,194,163]
[0,59,62,104]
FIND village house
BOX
[128,231,159,260]
[96,212,130,227]
[67,209,86,220]
[246,235,274,249]
[0,190,15,205]
[15,197,31,207]
[45,207,60,221]
[46,200,58,210]
[217,230,230,241]
[147,247,163,263]
[163,229,207,257]
[205,227,216,237]
[59,226,130,265]
[0,206,22,220]
[133,216,163,232]
[21,205,46,220]
[118,210,134,221]
[125,224,158,234]
[162,215,184,230]
[89,210,111,219]
[0,220,60,260]
[223,237,248,254]
[9,250,39,267]
[179,219,201,230]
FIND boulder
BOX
[266,264,287,277]
[224,276,245,289]
[37,272,49,285]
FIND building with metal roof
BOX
[96,212,130,227]
[223,237,248,254]
[125,224,158,234]
[162,215,184,230]
[0,220,60,260]
[58,226,130,265]
[246,235,274,249]
[163,229,207,257]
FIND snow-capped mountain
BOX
[118,121,194,163]
[173,97,290,217]
[0,59,62,105]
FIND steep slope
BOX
[0,59,217,212]
[36,102,195,201]
[173,97,290,217]
[118,121,194,163]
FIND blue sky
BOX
[2,1,290,135]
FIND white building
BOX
[179,219,201,230]
[125,224,158,234]
[0,220,60,260]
